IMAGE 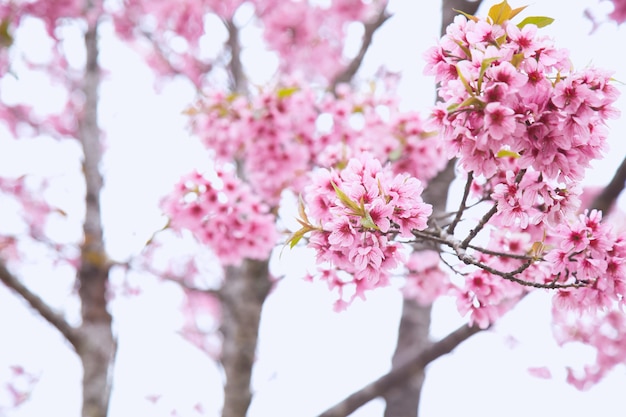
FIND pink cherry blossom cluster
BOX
[252,0,376,80]
[402,250,451,306]
[552,305,626,390]
[300,152,432,308]
[607,0,626,23]
[587,0,626,27]
[424,16,619,181]
[452,229,535,328]
[0,176,57,241]
[0,365,39,412]
[112,0,238,87]
[188,87,318,206]
[161,169,278,266]
[489,167,582,229]
[0,0,85,38]
[419,10,622,328]
[112,0,381,85]
[188,83,445,207]
[547,210,626,311]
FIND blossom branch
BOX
[318,323,484,417]
[589,155,626,214]
[410,229,584,289]
[460,170,526,248]
[223,18,247,95]
[0,261,81,350]
[465,243,532,260]
[330,5,391,91]
[447,171,474,234]
[460,204,497,248]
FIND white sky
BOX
[1,0,626,416]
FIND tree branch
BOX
[318,323,484,417]
[0,261,81,350]
[220,259,272,417]
[447,171,473,234]
[441,0,482,36]
[589,155,626,214]
[77,14,116,417]
[224,18,248,95]
[330,5,391,92]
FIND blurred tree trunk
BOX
[218,19,272,417]
[75,11,116,417]
[382,1,482,416]
[220,260,272,417]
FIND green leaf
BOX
[509,5,529,21]
[331,181,362,215]
[277,86,299,99]
[457,96,485,110]
[488,0,513,25]
[360,212,379,230]
[496,149,520,158]
[455,40,472,60]
[388,147,403,161]
[517,16,555,29]
[510,52,525,68]
[488,1,528,25]
[455,64,474,95]
[0,18,13,48]
[288,228,307,249]
[453,8,479,22]
[477,57,499,92]
[297,195,310,225]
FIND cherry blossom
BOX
[293,152,432,306]
[162,169,278,266]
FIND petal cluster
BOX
[162,169,278,266]
[301,153,432,306]
[425,16,619,181]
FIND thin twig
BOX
[318,323,484,417]
[448,171,473,235]
[460,169,526,249]
[223,18,248,95]
[0,261,81,350]
[330,6,392,92]
[589,155,626,214]
[465,243,534,261]
[410,229,584,289]
[460,204,497,249]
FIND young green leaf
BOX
[510,52,525,68]
[0,18,13,48]
[496,149,521,158]
[277,86,299,98]
[453,8,479,22]
[478,57,500,92]
[509,5,529,21]
[297,195,310,225]
[517,16,555,29]
[360,211,379,230]
[488,0,513,25]
[331,181,363,215]
[456,64,474,95]
[287,227,308,249]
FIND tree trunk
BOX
[76,11,116,417]
[220,259,273,417]
[383,1,482,416]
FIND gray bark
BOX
[319,323,484,417]
[76,12,116,417]
[589,156,626,214]
[220,259,273,417]
[383,2,482,416]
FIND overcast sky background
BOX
[1,0,626,416]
